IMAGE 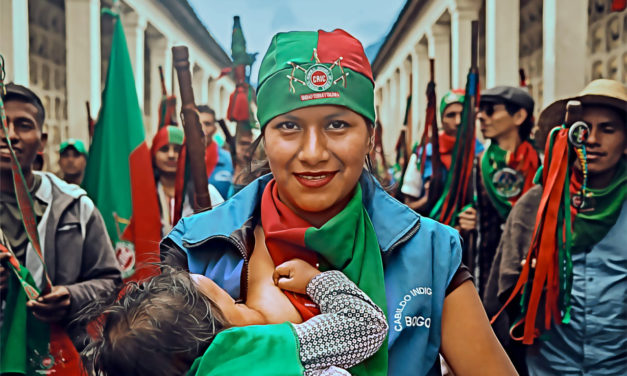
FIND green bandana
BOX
[256,30,375,127]
[439,89,465,118]
[572,161,627,252]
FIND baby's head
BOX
[81,268,229,376]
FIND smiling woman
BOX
[161,29,517,376]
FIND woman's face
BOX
[264,105,373,224]
[154,143,182,175]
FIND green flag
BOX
[83,13,146,263]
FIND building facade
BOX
[371,0,626,162]
[1,0,235,172]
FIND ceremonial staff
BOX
[463,20,481,271]
[172,46,212,211]
[424,59,442,214]
[217,118,237,168]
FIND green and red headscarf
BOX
[256,29,375,127]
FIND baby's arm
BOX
[274,260,388,375]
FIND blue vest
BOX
[165,173,463,376]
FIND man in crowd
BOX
[0,84,121,372]
[401,89,483,223]
[485,79,626,375]
[58,138,88,185]
[198,105,233,199]
[471,86,539,296]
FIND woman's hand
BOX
[440,280,518,376]
[273,259,321,294]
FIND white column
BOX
[121,12,147,110]
[428,24,451,113]
[391,69,400,129]
[148,36,172,136]
[542,0,587,107]
[65,0,101,144]
[414,43,430,140]
[199,70,209,105]
[450,3,479,88]
[410,51,420,144]
[0,0,29,84]
[485,0,520,87]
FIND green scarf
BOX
[186,323,303,376]
[0,265,49,375]
[481,141,539,219]
[571,161,627,252]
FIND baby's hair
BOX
[79,267,230,376]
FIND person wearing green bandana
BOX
[58,138,88,185]
[484,79,627,376]
[0,83,121,374]
[162,29,516,376]
[401,89,484,218]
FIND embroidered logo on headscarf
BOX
[306,64,332,91]
[286,48,349,93]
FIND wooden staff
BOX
[86,101,94,142]
[172,46,212,211]
[158,65,167,96]
[217,118,237,167]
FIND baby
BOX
[81,227,387,376]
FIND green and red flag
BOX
[83,13,158,281]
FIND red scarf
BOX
[438,131,456,170]
[205,141,219,178]
[260,181,320,321]
[508,141,539,207]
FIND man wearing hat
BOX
[401,89,483,217]
[58,138,88,185]
[484,79,627,375]
[0,83,121,373]
[471,86,540,296]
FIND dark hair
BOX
[503,102,534,140]
[79,267,230,376]
[197,105,216,117]
[2,83,46,127]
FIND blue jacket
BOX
[163,173,463,376]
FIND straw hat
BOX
[535,79,627,148]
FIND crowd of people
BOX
[0,26,625,376]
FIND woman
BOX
[162,29,515,376]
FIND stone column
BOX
[147,36,172,137]
[428,24,451,113]
[410,51,420,144]
[65,0,101,143]
[414,43,430,140]
[198,69,209,106]
[450,2,479,88]
[485,0,520,87]
[121,11,147,110]
[542,0,587,107]
[0,0,29,84]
